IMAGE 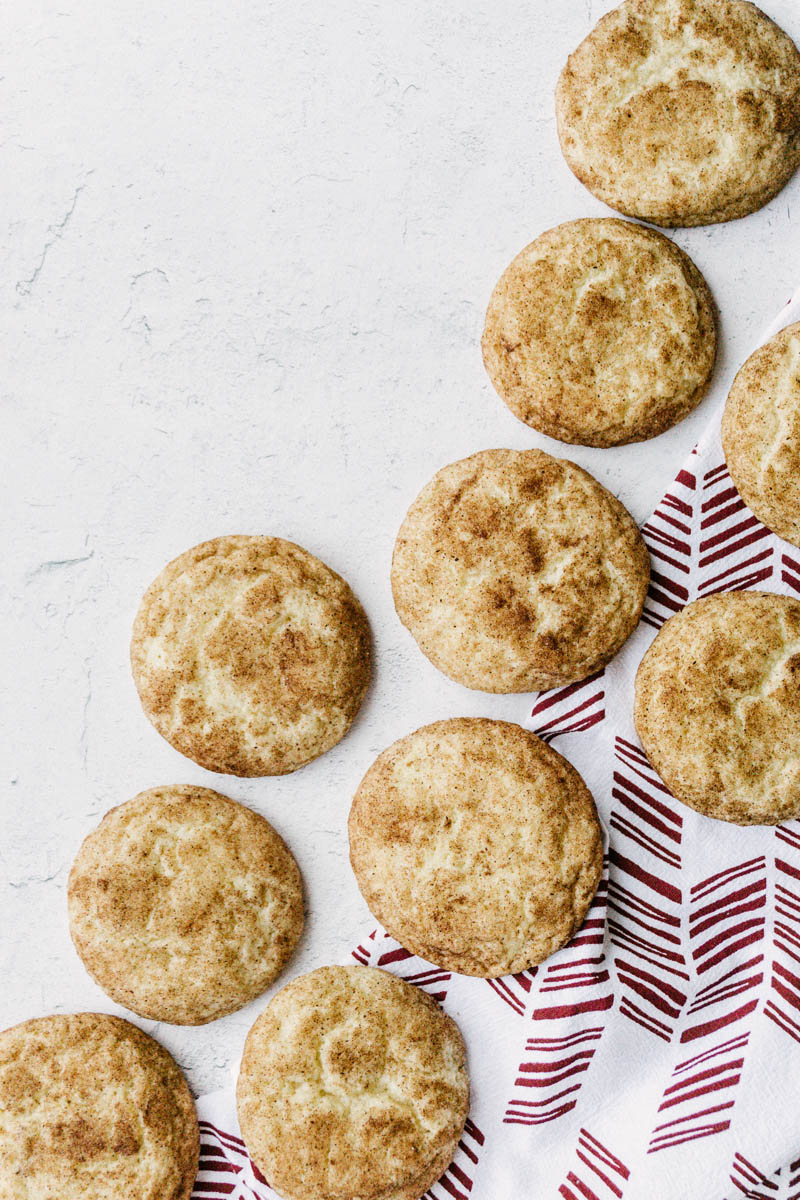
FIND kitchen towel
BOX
[192,286,800,1200]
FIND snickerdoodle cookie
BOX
[391,449,649,692]
[236,965,469,1200]
[556,0,800,226]
[349,718,603,976]
[722,321,800,547]
[68,785,304,1024]
[131,536,370,776]
[634,591,800,824]
[482,218,716,446]
[0,1013,198,1199]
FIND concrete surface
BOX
[3,0,800,1094]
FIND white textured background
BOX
[3,0,800,1095]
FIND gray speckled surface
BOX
[3,0,800,1095]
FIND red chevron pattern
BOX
[766,828,800,1044]
[351,931,452,1003]
[782,553,800,594]
[531,874,612,1022]
[195,1128,243,1198]
[529,869,612,1022]
[611,738,683,870]
[607,738,688,1042]
[640,467,695,630]
[647,1032,750,1154]
[504,1026,605,1127]
[729,1150,781,1198]
[485,968,538,1017]
[727,1150,800,1200]
[698,464,774,597]
[504,870,612,1126]
[785,1157,800,1200]
[194,1121,261,1199]
[426,1118,485,1200]
[681,858,766,1042]
[528,670,606,742]
[558,1128,630,1200]
[646,857,768,1154]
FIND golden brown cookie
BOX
[0,1013,198,1200]
[236,965,469,1200]
[556,0,800,227]
[482,218,716,447]
[68,785,304,1025]
[349,719,603,976]
[131,535,371,776]
[634,591,800,824]
[391,448,649,692]
[722,321,800,547]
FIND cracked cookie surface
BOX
[635,591,800,824]
[131,535,371,776]
[0,1013,198,1200]
[391,448,650,692]
[68,786,304,1025]
[557,0,800,226]
[349,719,603,977]
[236,965,469,1200]
[482,218,716,447]
[722,321,800,548]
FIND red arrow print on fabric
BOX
[607,738,688,1043]
[485,968,538,1017]
[782,553,800,595]
[503,866,612,1127]
[424,1119,485,1200]
[697,463,774,596]
[558,1128,630,1200]
[728,1149,783,1198]
[640,468,695,630]
[528,669,606,742]
[351,931,452,1004]
[193,1121,265,1200]
[726,1148,800,1198]
[765,827,800,1044]
[647,856,768,1155]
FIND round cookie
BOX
[722,321,800,546]
[482,218,716,447]
[131,535,371,776]
[68,785,304,1025]
[349,719,603,976]
[0,1013,198,1200]
[236,965,469,1200]
[556,0,800,227]
[391,448,650,692]
[634,591,800,824]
